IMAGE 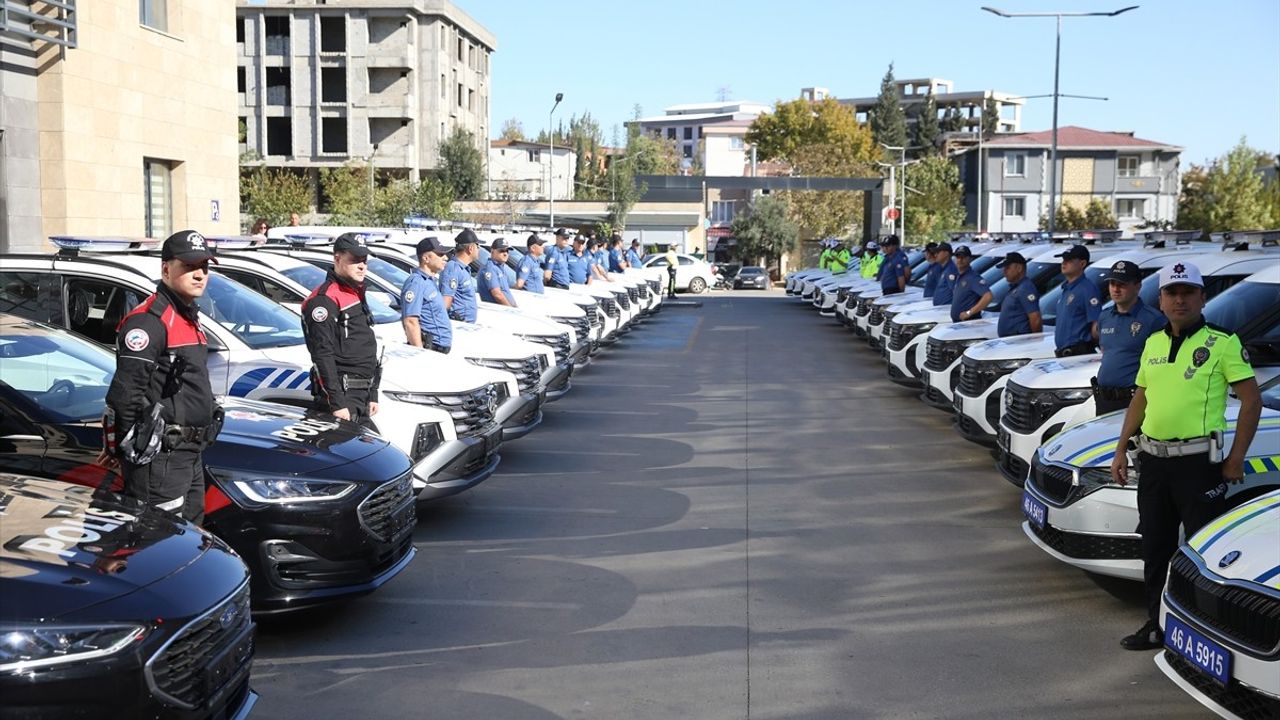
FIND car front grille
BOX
[646,278,661,294]
[1162,650,1280,719]
[358,473,416,542]
[886,322,907,351]
[626,286,639,304]
[836,288,849,304]
[522,331,569,366]
[998,450,1030,486]
[924,337,965,372]
[868,306,885,326]
[584,305,601,327]
[553,314,590,341]
[474,355,544,394]
[958,356,1017,397]
[1167,551,1280,656]
[615,291,630,311]
[602,298,619,318]
[1027,522,1142,560]
[1003,382,1087,434]
[148,582,253,710]
[1028,455,1076,505]
[855,297,873,316]
[413,385,501,438]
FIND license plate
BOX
[1021,491,1047,530]
[483,428,501,454]
[203,624,254,700]
[997,426,1011,452]
[390,502,416,539]
[1165,614,1232,686]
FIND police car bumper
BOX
[816,293,838,315]
[920,361,961,409]
[499,392,544,440]
[417,425,503,501]
[544,365,573,402]
[955,377,1007,444]
[886,337,928,387]
[1000,403,1096,478]
[1020,481,1143,580]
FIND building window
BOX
[729,137,745,150]
[264,16,289,56]
[321,118,348,154]
[468,88,474,111]
[1116,198,1145,218]
[711,200,737,224]
[1003,196,1026,218]
[139,0,167,32]
[527,150,540,163]
[440,73,446,99]
[236,17,245,44]
[320,17,345,52]
[320,67,346,103]
[457,37,464,61]
[666,128,677,140]
[1004,153,1026,177]
[457,83,463,107]
[683,127,693,140]
[236,66,246,97]
[440,24,446,48]
[143,159,172,238]
[1117,155,1140,178]
[265,67,291,106]
[682,144,693,159]
[266,117,292,156]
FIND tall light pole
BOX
[982,5,1137,232]
[880,143,918,240]
[548,92,563,228]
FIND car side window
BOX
[0,272,64,325]
[219,269,299,304]
[64,278,145,347]
[650,258,670,268]
[678,256,694,266]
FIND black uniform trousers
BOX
[667,267,678,297]
[1136,451,1228,624]
[316,386,377,432]
[122,446,206,524]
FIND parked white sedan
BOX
[642,253,715,294]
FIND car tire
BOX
[688,276,708,294]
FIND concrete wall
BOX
[0,41,43,252]
[704,134,746,177]
[487,145,575,200]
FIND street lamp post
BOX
[880,143,918,240]
[982,5,1137,232]
[548,92,563,228]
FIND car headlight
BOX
[1077,464,1139,492]
[211,470,356,505]
[1053,387,1093,402]
[384,390,440,405]
[0,624,147,672]
[996,358,1031,372]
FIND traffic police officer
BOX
[1110,260,1261,650]
[546,228,572,289]
[1053,244,1102,357]
[931,242,957,307]
[1092,260,1165,414]
[442,229,480,322]
[830,242,851,273]
[626,239,644,269]
[567,235,593,284]
[995,252,1041,337]
[921,243,941,299]
[664,245,679,297]
[859,241,882,279]
[104,230,220,523]
[477,238,517,307]
[879,236,909,294]
[301,232,380,427]
[949,245,992,322]
[400,236,453,352]
[818,243,834,271]
[517,233,547,293]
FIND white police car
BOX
[0,236,515,501]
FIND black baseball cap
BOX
[935,242,953,254]
[953,245,974,258]
[161,230,217,264]
[527,233,545,248]
[491,238,511,251]
[997,251,1028,268]
[630,239,640,246]
[415,236,447,258]
[554,228,571,238]
[454,229,479,247]
[572,235,586,244]
[333,232,370,260]
[881,234,901,247]
[1056,244,1091,262]
[925,242,939,253]
[1103,259,1142,284]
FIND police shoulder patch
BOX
[123,328,150,352]
[484,271,492,280]
[450,279,458,289]
[1027,294,1036,302]
[1242,346,1252,364]
[1089,296,1099,305]
[404,290,415,303]
[311,306,329,322]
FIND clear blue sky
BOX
[462,0,1279,166]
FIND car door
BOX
[677,255,696,287]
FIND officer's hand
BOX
[333,408,352,421]
[368,402,379,417]
[1223,455,1246,485]
[94,450,120,471]
[1110,451,1128,486]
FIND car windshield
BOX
[1204,280,1280,334]
[0,328,113,422]
[1262,376,1280,411]
[196,274,306,349]
[739,267,763,276]
[280,265,402,325]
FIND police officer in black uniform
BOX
[103,230,221,523]
[301,233,380,428]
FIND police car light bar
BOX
[1212,229,1280,250]
[1142,230,1203,247]
[206,235,269,251]
[402,215,440,228]
[1074,229,1123,242]
[49,236,159,252]
[279,233,334,247]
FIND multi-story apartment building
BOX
[237,0,494,195]
[961,125,1182,234]
[803,78,1024,135]
[488,140,575,201]
[630,101,772,166]
[1,0,240,251]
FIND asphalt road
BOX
[252,290,1208,719]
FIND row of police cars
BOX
[0,224,672,718]
[786,228,1280,720]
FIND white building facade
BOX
[487,140,575,200]
[630,101,771,168]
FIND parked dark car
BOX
[0,473,258,718]
[733,266,770,290]
[0,315,417,613]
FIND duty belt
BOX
[1092,383,1136,401]
[162,424,215,445]
[342,375,373,391]
[1136,434,1211,458]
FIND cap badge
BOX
[188,232,206,249]
[1173,263,1186,274]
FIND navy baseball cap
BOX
[415,236,447,258]
[454,229,479,247]
[491,238,511,251]
[997,251,1028,267]
[554,228,571,238]
[952,245,974,258]
[526,233,545,248]
[935,242,953,253]
[161,230,217,264]
[1103,260,1142,284]
[881,234,901,247]
[1056,244,1091,262]
[333,232,370,259]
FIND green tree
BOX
[569,112,608,200]
[628,131,681,175]
[730,195,799,272]
[370,176,455,226]
[1176,163,1211,232]
[981,97,1001,138]
[240,166,312,228]
[1083,197,1118,229]
[438,128,486,200]
[500,118,525,142]
[1040,203,1087,231]
[868,63,907,151]
[746,97,873,163]
[1204,139,1272,232]
[913,94,940,156]
[902,155,966,243]
[320,163,374,225]
[942,107,965,133]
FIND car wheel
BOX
[688,276,708,294]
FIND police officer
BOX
[859,241,882,279]
[1053,244,1102,357]
[104,230,220,523]
[400,236,453,353]
[818,243,834,271]
[921,243,941,299]
[949,245,992,322]
[477,238,517,307]
[931,242,957,307]
[830,242,851,273]
[567,235,593,285]
[442,229,480,322]
[626,239,644,269]
[995,252,1041,337]
[545,228,572,289]
[608,235,626,273]
[664,245,679,297]
[879,235,910,294]
[1110,260,1261,650]
[1092,260,1166,415]
[517,233,547,293]
[589,238,612,281]
[301,232,380,428]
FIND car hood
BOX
[965,333,1055,361]
[380,341,518,392]
[1009,355,1102,390]
[873,289,925,307]
[208,397,392,473]
[931,318,1001,342]
[475,306,576,344]
[449,322,555,366]
[508,290,585,317]
[896,307,954,326]
[887,298,937,315]
[542,288,600,308]
[1186,490,1280,590]
[567,283,616,300]
[0,475,225,618]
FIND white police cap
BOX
[1158,260,1204,289]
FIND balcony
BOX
[1114,176,1161,193]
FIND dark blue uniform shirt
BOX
[997,277,1040,337]
[440,258,478,322]
[626,248,643,268]
[1054,274,1103,350]
[933,260,958,306]
[879,249,910,293]
[608,248,625,272]
[949,268,990,323]
[399,268,452,349]
[476,259,515,307]
[546,245,571,286]
[1096,298,1166,387]
[567,249,592,284]
[923,262,943,299]
[517,253,545,293]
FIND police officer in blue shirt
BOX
[442,229,480,322]
[545,228,572,288]
[1053,244,1102,357]
[477,238,517,307]
[995,252,1042,337]
[589,239,612,281]
[516,233,547,293]
[626,239,644,269]
[921,243,941,299]
[949,245,993,322]
[608,236,626,272]
[567,235,593,284]
[931,242,957,307]
[400,236,453,353]
[878,234,910,295]
[1092,259,1166,414]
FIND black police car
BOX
[0,315,417,613]
[0,474,257,718]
